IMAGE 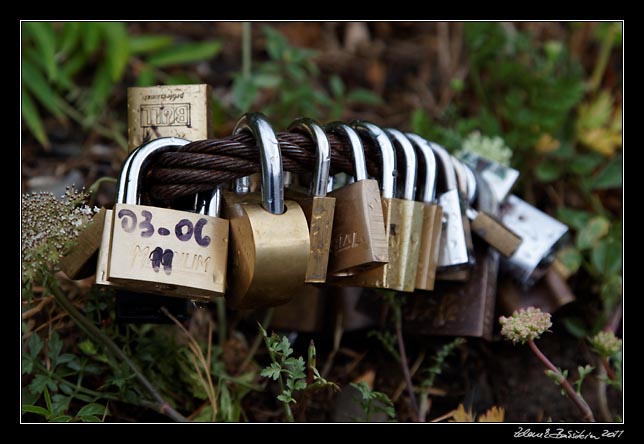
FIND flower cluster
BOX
[499,307,552,344]
[21,187,98,283]
[457,131,513,167]
[590,331,622,358]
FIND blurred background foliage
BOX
[21,21,622,422]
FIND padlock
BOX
[105,137,229,302]
[384,128,424,291]
[127,84,213,152]
[325,121,388,277]
[405,133,443,291]
[452,156,522,258]
[430,142,474,280]
[284,117,336,283]
[498,267,576,316]
[222,113,311,310]
[500,194,569,287]
[458,150,520,204]
[338,121,422,292]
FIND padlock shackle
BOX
[405,133,437,203]
[428,142,458,192]
[197,186,223,217]
[463,162,478,205]
[119,137,191,204]
[451,155,469,197]
[386,128,417,201]
[288,118,331,197]
[233,113,284,215]
[351,121,397,199]
[324,121,367,182]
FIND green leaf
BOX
[79,339,98,356]
[82,62,113,124]
[570,153,603,175]
[24,22,57,81]
[77,403,106,417]
[147,41,222,67]
[58,22,82,55]
[80,415,101,423]
[21,88,49,148]
[293,379,307,391]
[47,331,63,363]
[591,238,622,275]
[535,159,563,182]
[22,354,33,375]
[591,154,622,190]
[251,73,281,89]
[81,22,103,55]
[260,362,282,380]
[557,208,592,231]
[128,35,173,54]
[136,65,156,87]
[600,275,622,312]
[22,58,65,119]
[100,22,130,81]
[576,216,610,250]
[28,332,44,357]
[49,415,73,422]
[276,392,294,404]
[556,246,582,275]
[346,88,382,105]
[330,75,345,98]
[22,404,50,417]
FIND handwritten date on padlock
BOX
[117,209,211,247]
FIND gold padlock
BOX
[106,137,229,302]
[339,121,422,292]
[384,128,425,291]
[285,118,336,283]
[325,121,388,277]
[405,133,443,291]
[127,84,213,152]
[222,113,311,310]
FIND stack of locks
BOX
[59,85,573,339]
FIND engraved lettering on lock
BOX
[142,92,185,102]
[333,232,362,253]
[140,103,191,128]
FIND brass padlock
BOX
[325,121,388,277]
[285,117,336,283]
[127,84,213,152]
[106,137,229,302]
[339,121,421,292]
[222,113,311,310]
[384,128,424,291]
[453,156,522,258]
[405,133,443,291]
[431,143,474,280]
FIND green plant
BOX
[258,323,337,422]
[232,25,380,125]
[21,21,222,149]
[350,381,395,422]
[499,307,595,422]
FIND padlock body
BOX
[415,202,443,291]
[327,179,388,276]
[285,190,336,283]
[338,197,423,291]
[60,208,107,280]
[469,210,522,258]
[107,204,229,302]
[436,189,470,269]
[223,195,310,309]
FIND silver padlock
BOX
[430,142,472,274]
[458,150,519,204]
[500,194,569,287]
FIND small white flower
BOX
[499,307,552,344]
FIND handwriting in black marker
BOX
[158,227,170,236]
[139,210,155,238]
[162,248,174,275]
[194,218,211,247]
[118,209,137,233]
[175,219,194,241]
[150,247,163,272]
